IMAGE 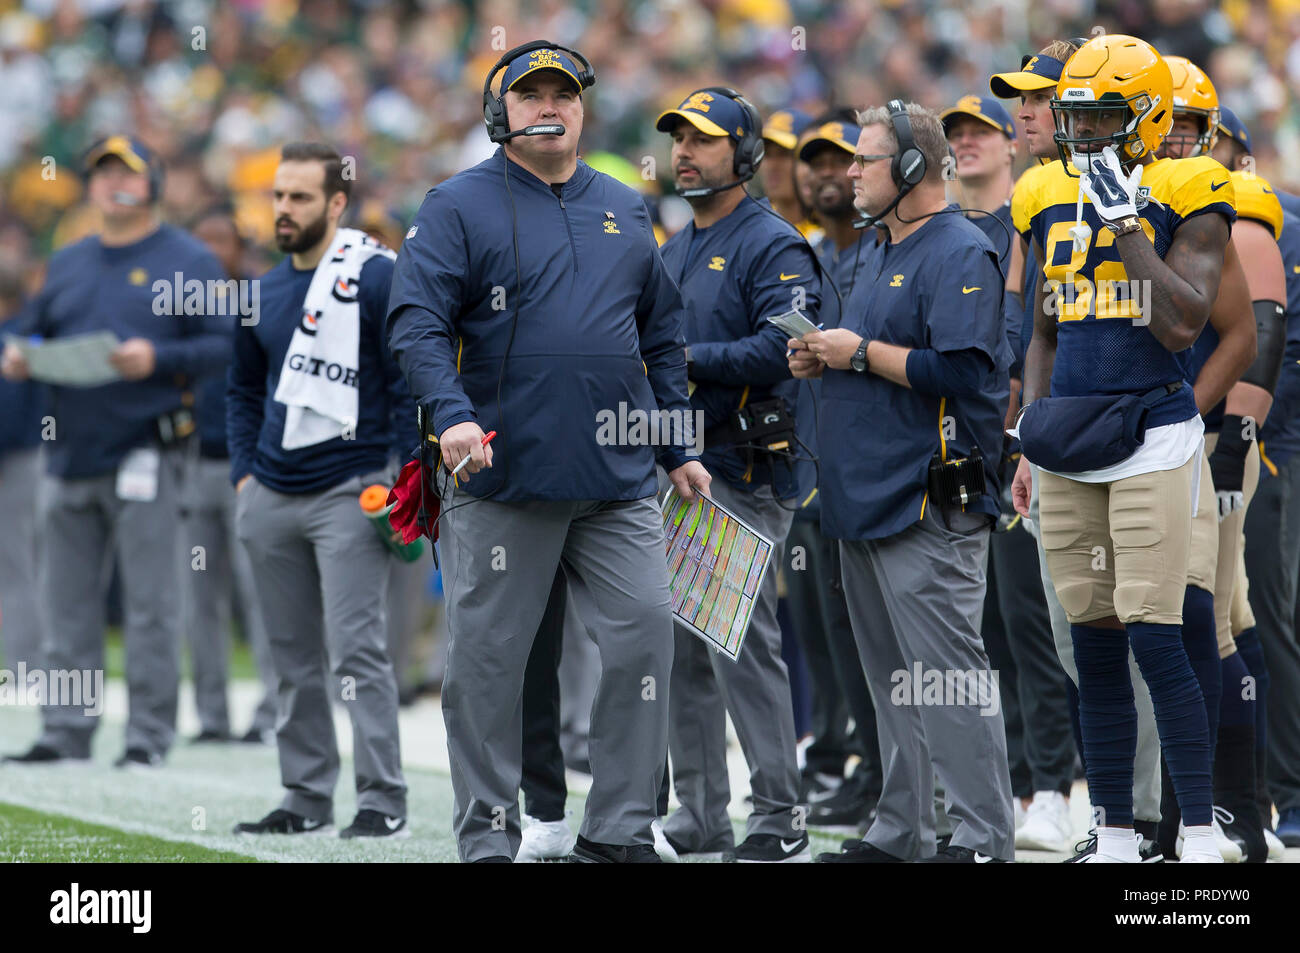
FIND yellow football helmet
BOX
[1051,34,1173,173]
[1163,55,1219,157]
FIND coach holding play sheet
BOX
[387,41,709,863]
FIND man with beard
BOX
[227,142,411,839]
[654,86,819,862]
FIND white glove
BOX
[1216,490,1245,522]
[1078,146,1143,223]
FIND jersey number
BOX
[1043,219,1155,322]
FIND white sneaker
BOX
[1179,823,1226,863]
[1079,829,1141,862]
[1264,827,1285,861]
[1175,814,1243,863]
[1015,791,1071,851]
[514,814,576,863]
[651,818,679,863]
[1013,798,1027,832]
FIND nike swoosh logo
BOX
[962,286,981,294]
[974,852,995,863]
[780,839,804,853]
[780,273,802,281]
[1210,181,1227,191]
[302,819,323,830]
[384,816,403,830]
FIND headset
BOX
[847,100,1013,260]
[82,136,164,205]
[482,40,596,143]
[853,99,925,231]
[675,86,766,199]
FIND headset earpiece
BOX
[888,99,926,188]
[482,40,596,143]
[698,86,764,180]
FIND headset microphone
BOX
[853,180,913,230]
[495,123,566,141]
[676,178,750,200]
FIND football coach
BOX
[791,102,1015,862]
[654,87,818,862]
[387,41,709,863]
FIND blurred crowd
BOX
[2,0,1299,299]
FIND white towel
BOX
[274,228,395,450]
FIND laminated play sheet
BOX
[660,487,773,661]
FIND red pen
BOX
[451,430,497,476]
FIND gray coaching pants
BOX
[38,447,186,758]
[0,447,44,673]
[236,470,407,822]
[1026,463,1162,824]
[179,456,276,736]
[662,479,802,848]
[439,491,674,862]
[839,508,1015,861]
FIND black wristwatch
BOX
[850,339,869,373]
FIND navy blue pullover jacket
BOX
[659,196,820,498]
[387,149,694,502]
[13,225,229,478]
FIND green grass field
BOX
[0,802,257,863]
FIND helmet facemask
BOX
[1051,89,1163,175]
[1158,106,1220,159]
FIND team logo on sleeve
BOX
[300,308,322,335]
[708,256,726,271]
[331,277,359,302]
[603,210,621,235]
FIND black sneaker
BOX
[339,809,409,839]
[239,727,274,745]
[472,856,512,863]
[918,844,1004,863]
[839,832,948,853]
[722,833,810,863]
[191,730,230,743]
[568,835,662,863]
[113,748,161,769]
[3,743,75,764]
[817,840,904,863]
[233,809,332,836]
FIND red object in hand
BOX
[386,458,439,545]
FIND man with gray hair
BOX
[790,102,1015,862]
